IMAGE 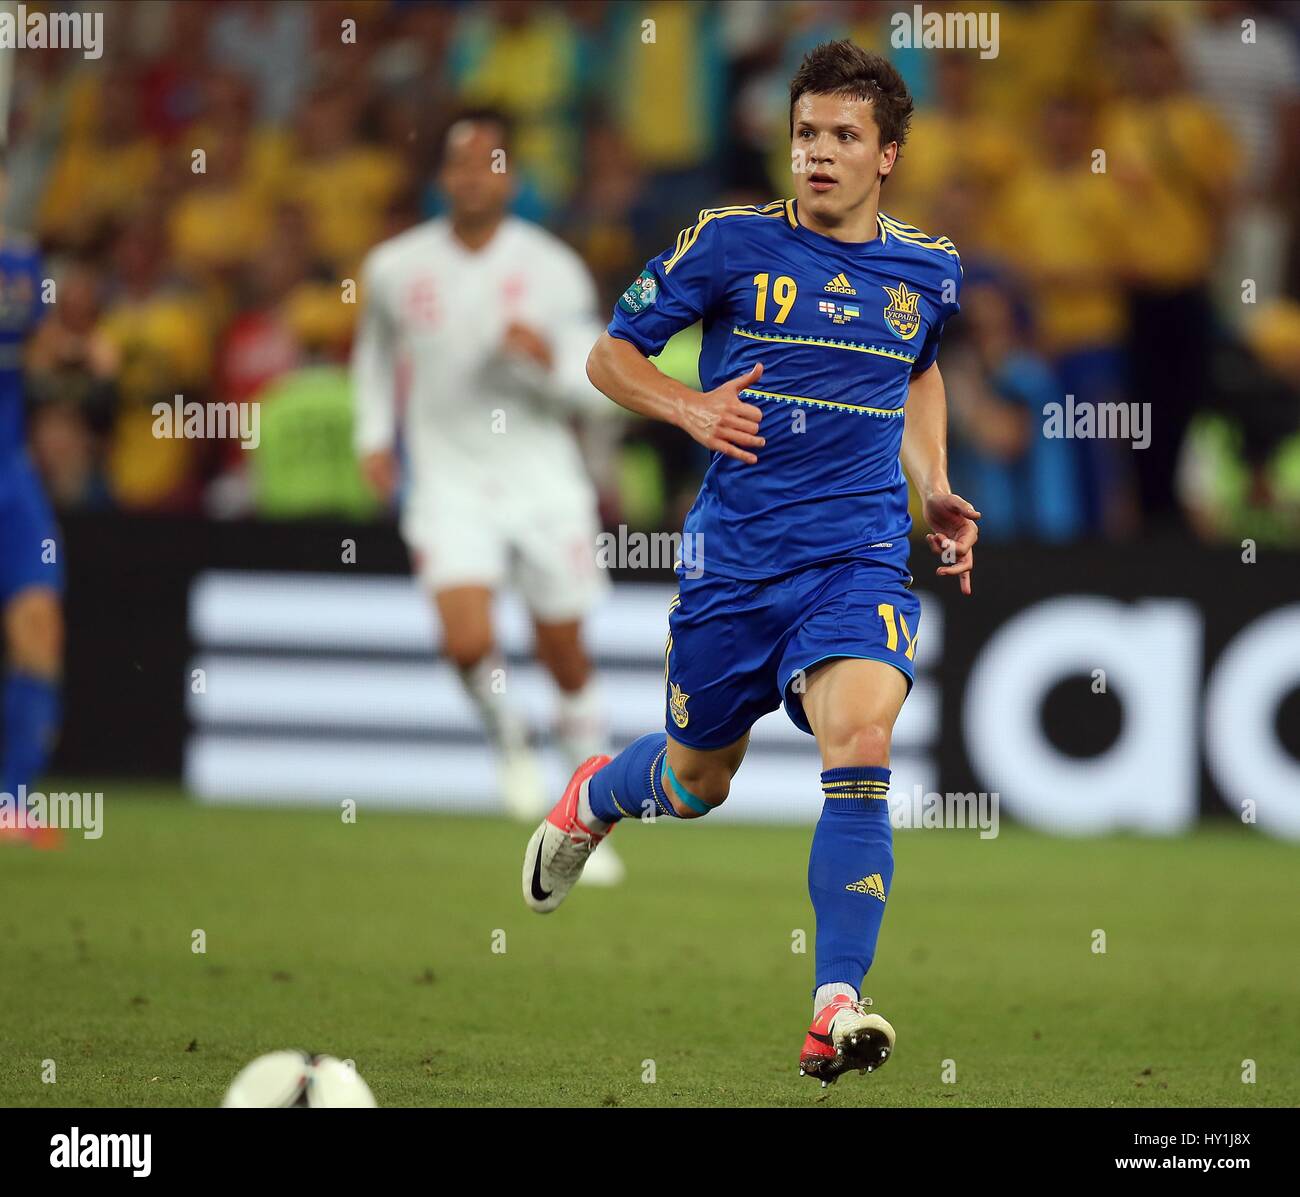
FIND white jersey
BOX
[351,216,610,617]
[353,215,605,485]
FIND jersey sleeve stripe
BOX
[878,214,961,258]
[662,202,788,275]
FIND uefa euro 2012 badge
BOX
[881,281,922,340]
[618,270,659,315]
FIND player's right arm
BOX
[351,251,400,501]
[587,333,765,464]
[586,213,766,465]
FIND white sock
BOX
[576,776,611,835]
[555,678,606,773]
[457,656,528,756]
[814,982,858,1019]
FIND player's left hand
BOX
[502,322,554,372]
[923,492,981,597]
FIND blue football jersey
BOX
[0,239,45,463]
[608,199,961,581]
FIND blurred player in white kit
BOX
[352,108,623,884]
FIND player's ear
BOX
[878,141,898,180]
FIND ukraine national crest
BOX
[881,281,921,340]
[669,682,690,729]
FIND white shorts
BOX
[401,479,608,624]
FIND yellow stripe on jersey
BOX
[786,203,889,246]
[740,387,906,417]
[878,212,957,246]
[878,212,939,239]
[878,214,960,257]
[696,200,785,223]
[732,325,918,363]
[879,229,959,255]
[663,203,788,275]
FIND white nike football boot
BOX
[522,754,613,913]
[799,993,896,1087]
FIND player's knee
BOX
[664,760,731,819]
[5,589,63,675]
[820,718,891,770]
[538,641,590,692]
[443,630,494,672]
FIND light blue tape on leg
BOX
[662,760,713,816]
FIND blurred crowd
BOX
[7,0,1300,543]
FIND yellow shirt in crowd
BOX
[994,163,1130,355]
[1100,95,1237,289]
[96,294,213,509]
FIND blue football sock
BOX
[586,732,681,823]
[808,766,894,993]
[3,671,62,808]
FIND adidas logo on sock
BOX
[824,273,856,295]
[845,873,887,901]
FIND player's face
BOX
[439,121,513,224]
[790,92,896,227]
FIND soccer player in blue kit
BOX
[523,42,980,1086]
[0,217,63,848]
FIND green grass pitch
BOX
[2,787,1296,1108]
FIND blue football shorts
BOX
[663,557,920,750]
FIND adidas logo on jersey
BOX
[824,273,856,295]
[845,873,887,901]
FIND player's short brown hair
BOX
[788,40,913,152]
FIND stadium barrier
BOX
[51,514,1300,838]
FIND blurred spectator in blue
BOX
[993,89,1130,537]
[945,268,1085,542]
